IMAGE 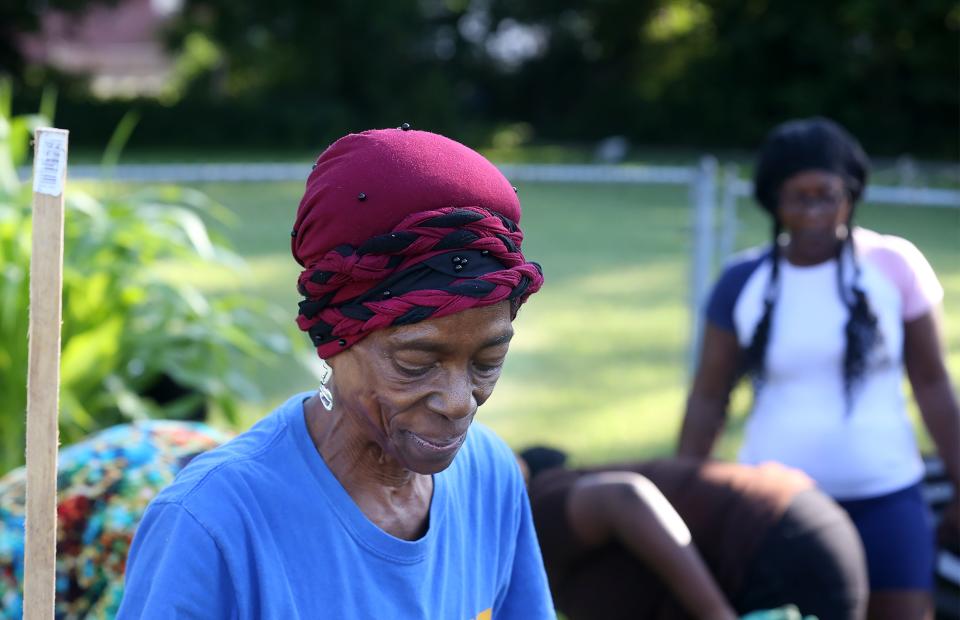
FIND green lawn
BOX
[161,180,960,466]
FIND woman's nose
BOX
[427,370,477,420]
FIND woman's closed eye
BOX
[393,357,437,377]
[473,359,505,376]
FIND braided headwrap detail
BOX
[296,206,543,358]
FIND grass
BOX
[156,180,960,466]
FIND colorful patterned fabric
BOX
[0,422,229,619]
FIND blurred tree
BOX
[9,0,957,156]
[477,0,959,156]
[475,0,680,139]
[165,0,482,142]
[653,0,960,155]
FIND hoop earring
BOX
[317,359,334,411]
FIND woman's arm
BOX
[677,324,741,458]
[903,309,960,498]
[117,502,238,618]
[566,471,738,620]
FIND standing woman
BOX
[118,128,554,618]
[677,117,959,619]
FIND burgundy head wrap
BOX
[291,128,543,358]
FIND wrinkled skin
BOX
[303,301,513,539]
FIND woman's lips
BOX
[405,430,467,455]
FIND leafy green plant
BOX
[0,84,296,473]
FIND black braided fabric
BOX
[295,206,543,358]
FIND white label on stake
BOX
[33,132,68,197]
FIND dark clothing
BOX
[837,483,935,590]
[735,489,869,618]
[529,459,868,620]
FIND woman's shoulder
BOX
[706,246,772,329]
[152,395,307,508]
[853,227,943,319]
[853,227,928,265]
[713,245,772,292]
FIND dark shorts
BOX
[837,482,936,591]
[735,489,869,620]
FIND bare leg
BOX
[866,590,932,620]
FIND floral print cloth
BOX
[0,421,229,619]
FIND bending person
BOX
[522,447,868,620]
[0,422,228,618]
[118,128,554,618]
[677,117,959,619]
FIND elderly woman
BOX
[678,117,959,619]
[118,128,554,618]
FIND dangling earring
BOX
[317,359,334,411]
[836,223,849,239]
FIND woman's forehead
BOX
[781,169,847,191]
[380,302,513,349]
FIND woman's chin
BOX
[788,234,841,264]
[396,430,468,474]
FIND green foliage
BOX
[480,0,958,156]
[158,0,473,139]
[0,93,296,474]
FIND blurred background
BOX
[0,0,957,470]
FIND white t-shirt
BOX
[706,228,944,499]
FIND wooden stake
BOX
[24,127,68,620]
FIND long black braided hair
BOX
[741,118,883,409]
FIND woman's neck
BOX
[783,238,842,266]
[303,394,432,539]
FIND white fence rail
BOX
[18,162,698,184]
[718,173,960,267]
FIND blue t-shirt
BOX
[117,394,554,619]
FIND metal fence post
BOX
[718,163,741,266]
[688,155,718,374]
